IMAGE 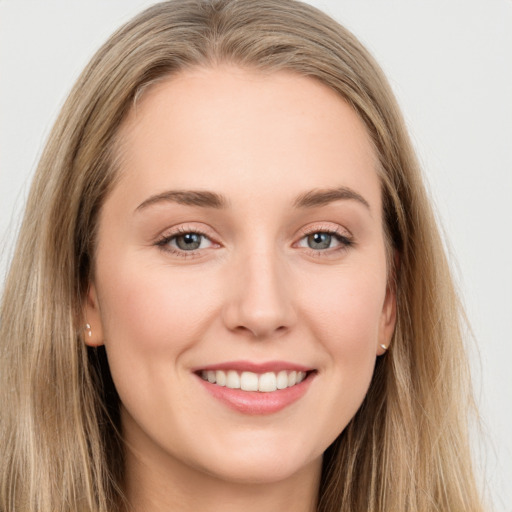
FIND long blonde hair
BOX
[0,1,484,510]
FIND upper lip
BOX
[192,360,315,373]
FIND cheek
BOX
[93,254,226,435]
[301,264,387,354]
[94,253,220,382]
[290,261,387,448]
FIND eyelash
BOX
[155,225,354,258]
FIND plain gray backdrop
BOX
[1,1,511,509]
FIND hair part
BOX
[0,1,483,511]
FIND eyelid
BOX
[156,223,215,240]
[297,222,353,241]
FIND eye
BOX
[297,230,352,251]
[156,229,215,254]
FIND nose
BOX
[222,248,297,339]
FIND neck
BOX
[123,445,322,512]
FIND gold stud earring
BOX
[380,344,388,351]
[85,323,92,338]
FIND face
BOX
[85,66,396,486]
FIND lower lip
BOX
[196,373,315,415]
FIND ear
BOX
[83,283,104,347]
[377,254,399,356]
[377,281,397,356]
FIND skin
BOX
[85,66,396,512]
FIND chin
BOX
[203,455,318,486]
[192,437,322,485]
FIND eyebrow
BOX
[293,186,370,211]
[135,190,228,212]
[135,185,370,213]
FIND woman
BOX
[0,1,485,511]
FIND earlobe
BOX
[83,283,104,347]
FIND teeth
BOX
[240,371,259,391]
[200,369,308,392]
[258,372,277,392]
[216,370,226,386]
[276,370,288,389]
[226,370,240,389]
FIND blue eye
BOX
[297,231,351,251]
[157,231,213,253]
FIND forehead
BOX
[113,65,381,211]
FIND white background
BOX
[1,1,511,509]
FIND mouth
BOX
[193,362,317,415]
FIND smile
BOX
[200,369,307,392]
[195,363,316,415]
